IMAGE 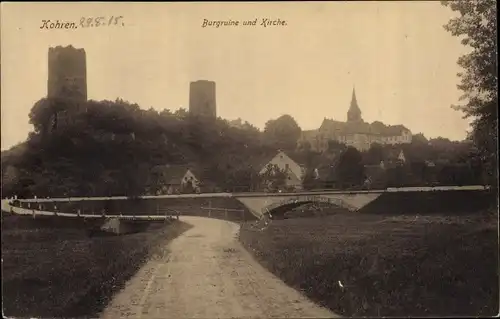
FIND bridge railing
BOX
[4,185,490,203]
[200,206,246,221]
[2,200,173,221]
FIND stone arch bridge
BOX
[233,191,382,218]
[3,186,490,221]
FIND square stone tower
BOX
[47,45,87,101]
[188,80,216,118]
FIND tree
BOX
[412,133,429,144]
[224,166,262,192]
[260,164,287,191]
[300,140,312,152]
[302,168,322,190]
[363,143,385,165]
[334,147,365,189]
[442,0,498,186]
[263,114,302,151]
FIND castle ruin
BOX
[47,45,87,101]
[189,80,217,118]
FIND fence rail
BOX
[3,201,180,221]
[200,206,246,220]
[4,185,490,202]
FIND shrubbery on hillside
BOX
[0,96,488,198]
[2,98,278,198]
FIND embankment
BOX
[1,212,192,318]
[358,189,496,215]
[239,212,499,317]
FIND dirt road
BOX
[100,216,337,319]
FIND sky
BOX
[1,1,472,150]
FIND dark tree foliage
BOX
[334,147,365,189]
[263,114,302,151]
[302,168,322,190]
[260,164,288,192]
[442,0,498,187]
[362,142,385,165]
[2,88,492,198]
[2,97,278,198]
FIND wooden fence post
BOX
[224,208,228,220]
[208,200,212,218]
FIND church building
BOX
[298,88,412,152]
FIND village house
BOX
[383,149,407,166]
[363,149,409,189]
[149,164,201,195]
[256,151,306,191]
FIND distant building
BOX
[47,45,87,101]
[189,80,217,118]
[228,118,246,129]
[397,150,406,163]
[297,87,412,152]
[425,160,436,167]
[386,149,407,165]
[150,164,201,195]
[258,151,305,190]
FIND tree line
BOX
[0,95,488,198]
[0,98,306,198]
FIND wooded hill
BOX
[1,97,486,198]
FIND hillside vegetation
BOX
[1,97,489,199]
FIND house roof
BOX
[152,164,199,185]
[285,152,305,166]
[319,119,347,133]
[319,118,410,137]
[249,150,305,172]
[382,124,410,136]
[248,152,279,172]
[386,148,405,160]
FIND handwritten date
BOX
[80,16,124,28]
[40,16,125,30]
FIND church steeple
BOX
[347,86,362,123]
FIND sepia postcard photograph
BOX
[1,1,498,318]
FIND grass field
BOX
[240,210,499,317]
[1,212,192,318]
